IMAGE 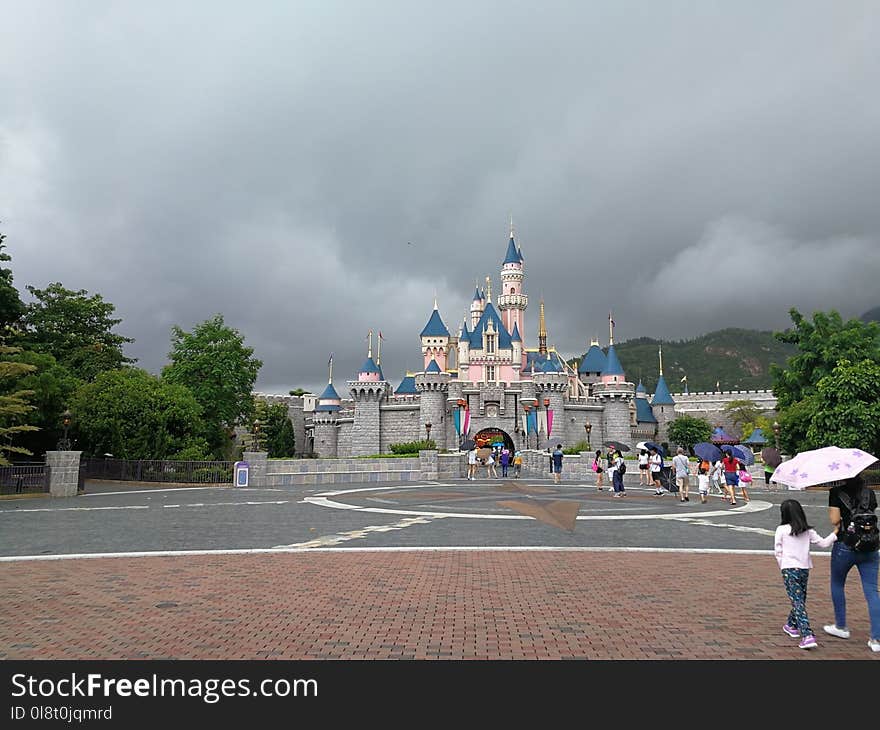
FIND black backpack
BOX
[838,488,880,553]
[618,460,626,475]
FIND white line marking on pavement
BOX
[1,499,292,514]
[272,515,439,549]
[0,545,825,563]
[163,501,290,509]
[672,517,777,536]
[0,505,151,514]
[82,487,236,497]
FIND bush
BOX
[389,439,436,455]
[562,440,591,455]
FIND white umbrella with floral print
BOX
[770,446,878,489]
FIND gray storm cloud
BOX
[2,1,879,394]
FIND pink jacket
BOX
[774,525,837,570]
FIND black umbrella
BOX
[603,440,630,453]
[461,438,476,451]
[644,441,665,456]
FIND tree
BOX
[23,283,134,381]
[288,388,308,396]
[264,402,296,457]
[7,350,80,457]
[666,415,713,453]
[723,399,764,436]
[163,315,262,455]
[71,368,205,460]
[771,309,880,452]
[804,359,880,455]
[0,228,25,336]
[0,345,39,464]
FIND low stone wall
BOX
[248,452,467,486]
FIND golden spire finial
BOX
[538,299,548,356]
[590,336,600,347]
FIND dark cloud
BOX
[2,1,879,395]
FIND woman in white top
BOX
[649,449,663,495]
[637,450,649,485]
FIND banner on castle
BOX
[521,413,528,435]
[462,408,470,436]
[453,408,461,436]
[537,410,547,437]
[547,409,554,439]
[527,410,537,434]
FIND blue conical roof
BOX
[635,397,657,423]
[359,357,381,375]
[602,344,625,376]
[473,287,482,301]
[503,237,521,265]
[579,344,607,374]
[742,428,767,445]
[510,322,521,342]
[636,380,647,394]
[651,374,675,405]
[395,375,417,394]
[425,358,441,374]
[420,308,450,338]
[469,303,513,349]
[319,382,340,400]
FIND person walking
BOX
[649,447,664,495]
[672,447,690,503]
[697,461,710,504]
[500,447,510,478]
[513,450,523,478]
[593,449,605,490]
[774,499,837,650]
[551,443,564,484]
[764,460,776,490]
[823,475,880,653]
[737,465,752,503]
[637,449,649,485]
[610,449,626,497]
[711,458,726,498]
[486,452,497,478]
[721,449,741,506]
[467,447,478,481]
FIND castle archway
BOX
[474,427,515,453]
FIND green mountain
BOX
[570,328,796,393]
[861,306,880,323]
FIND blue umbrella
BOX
[644,441,665,457]
[694,442,722,462]
[731,445,755,466]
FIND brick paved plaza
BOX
[2,479,879,661]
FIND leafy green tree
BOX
[7,350,80,457]
[288,388,308,396]
[723,399,764,436]
[804,359,880,455]
[771,309,880,452]
[163,315,262,456]
[666,415,713,453]
[0,229,25,336]
[22,283,134,381]
[71,368,205,459]
[265,403,295,457]
[0,345,39,464]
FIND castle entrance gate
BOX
[474,428,515,453]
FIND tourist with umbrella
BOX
[603,440,630,453]
[762,447,782,490]
[773,447,880,652]
[720,445,744,505]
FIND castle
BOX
[268,228,777,457]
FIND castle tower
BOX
[578,338,607,392]
[497,223,527,337]
[470,287,484,330]
[532,371,568,449]
[457,318,471,381]
[415,359,451,450]
[651,344,676,442]
[593,316,636,447]
[510,322,522,378]
[348,345,389,456]
[420,302,450,371]
[313,376,342,458]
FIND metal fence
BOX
[82,459,233,485]
[0,463,50,495]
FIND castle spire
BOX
[368,329,373,359]
[658,343,664,376]
[509,214,514,239]
[485,275,491,304]
[538,299,547,356]
[609,311,615,346]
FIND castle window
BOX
[486,334,495,354]
[486,365,496,382]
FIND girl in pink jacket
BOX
[775,499,837,649]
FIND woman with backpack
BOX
[823,475,880,652]
[610,449,626,497]
[593,449,605,490]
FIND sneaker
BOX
[823,625,850,639]
[782,624,799,638]
[868,639,880,653]
[799,635,818,650]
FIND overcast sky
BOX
[2,1,879,394]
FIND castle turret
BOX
[651,345,676,442]
[593,315,635,446]
[415,359,451,450]
[578,338,607,392]
[497,223,528,338]
[532,370,568,449]
[313,379,341,458]
[421,302,450,371]
[470,286,484,330]
[457,319,471,380]
[348,338,389,456]
[510,322,522,377]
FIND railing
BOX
[0,463,49,495]
[82,459,233,485]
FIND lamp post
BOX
[773,421,780,451]
[584,420,592,449]
[543,398,551,450]
[57,409,72,450]
[425,422,432,443]
[252,419,261,451]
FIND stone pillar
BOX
[313,413,339,458]
[46,451,82,498]
[419,449,439,481]
[349,381,388,456]
[243,451,268,487]
[415,372,450,451]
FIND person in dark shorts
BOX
[551,444,564,484]
[593,449,605,490]
[638,449,649,485]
